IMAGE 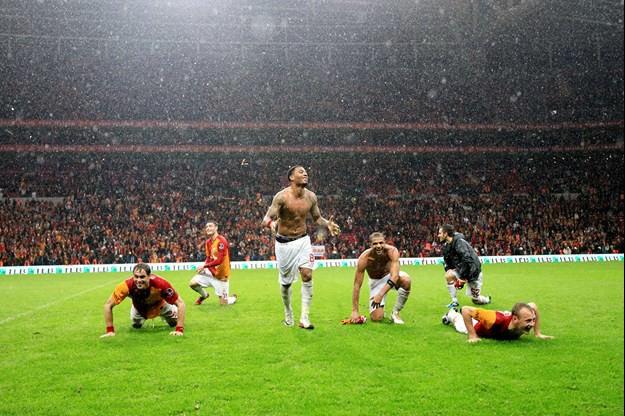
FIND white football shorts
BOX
[130,302,178,327]
[275,235,315,285]
[368,271,409,312]
[450,269,484,297]
[192,270,230,298]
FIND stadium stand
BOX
[0,1,622,266]
[1,149,622,266]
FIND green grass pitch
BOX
[0,262,623,416]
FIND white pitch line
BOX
[0,279,117,326]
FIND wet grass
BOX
[0,262,622,415]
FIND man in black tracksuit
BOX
[438,224,491,308]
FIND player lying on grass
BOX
[350,232,411,324]
[442,302,554,343]
[101,263,186,337]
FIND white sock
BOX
[473,295,490,304]
[446,283,457,302]
[281,284,292,312]
[393,288,410,313]
[447,309,468,334]
[227,296,237,305]
[301,280,313,322]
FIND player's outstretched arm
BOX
[528,302,554,340]
[170,297,186,336]
[351,255,367,322]
[262,193,281,231]
[325,215,341,236]
[461,306,481,343]
[100,297,116,338]
[310,194,340,236]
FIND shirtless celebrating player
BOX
[262,165,340,330]
[350,232,411,324]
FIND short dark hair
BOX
[133,263,151,275]
[287,165,304,182]
[440,224,455,237]
[206,220,218,228]
[511,302,533,317]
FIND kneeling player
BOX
[189,221,237,306]
[438,224,491,308]
[350,232,411,324]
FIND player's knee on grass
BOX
[131,313,145,328]
[164,312,178,327]
[162,313,178,327]
[370,308,385,322]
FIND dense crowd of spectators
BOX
[1,150,622,266]
[2,1,622,127]
[1,2,621,267]
[2,126,623,149]
[2,52,621,125]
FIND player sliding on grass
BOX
[350,232,411,324]
[438,224,491,309]
[189,221,237,306]
[101,263,186,337]
[262,165,340,330]
[442,302,554,343]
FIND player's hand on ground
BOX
[536,333,554,340]
[170,330,184,337]
[100,331,116,338]
[327,216,341,236]
[350,311,361,323]
[467,336,481,343]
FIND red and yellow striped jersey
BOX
[203,235,231,280]
[470,308,518,340]
[111,275,179,319]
